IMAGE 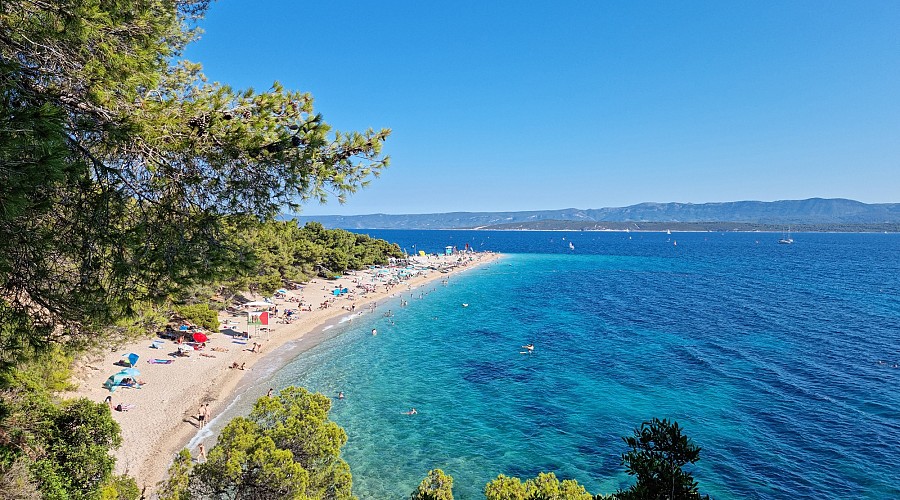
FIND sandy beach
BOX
[66,251,500,492]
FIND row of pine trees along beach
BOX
[0,2,709,498]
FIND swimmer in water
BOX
[522,343,534,352]
[338,391,345,399]
[404,408,417,415]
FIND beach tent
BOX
[122,352,139,367]
[103,373,128,392]
[103,369,139,392]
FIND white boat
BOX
[569,242,575,250]
[779,227,793,244]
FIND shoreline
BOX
[66,251,502,492]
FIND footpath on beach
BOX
[66,251,500,491]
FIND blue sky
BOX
[185,1,900,215]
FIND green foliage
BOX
[618,418,708,500]
[0,458,40,499]
[33,399,122,499]
[0,390,121,500]
[0,0,391,371]
[99,474,141,500]
[1,354,123,500]
[484,472,593,500]
[157,449,193,500]
[5,346,75,394]
[174,303,220,331]
[187,386,353,499]
[411,469,454,500]
[216,220,403,295]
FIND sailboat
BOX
[569,241,575,250]
[778,227,793,244]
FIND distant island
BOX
[293,198,900,232]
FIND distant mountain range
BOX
[291,198,900,230]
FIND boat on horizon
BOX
[779,227,794,244]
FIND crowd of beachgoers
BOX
[66,251,500,491]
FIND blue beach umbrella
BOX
[276,288,288,294]
[118,367,140,378]
[122,352,139,367]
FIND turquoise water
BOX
[260,231,900,499]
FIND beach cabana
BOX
[122,352,139,367]
[103,373,126,392]
[103,370,138,392]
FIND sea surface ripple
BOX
[255,231,900,499]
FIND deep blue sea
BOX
[243,231,900,498]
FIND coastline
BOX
[66,251,501,492]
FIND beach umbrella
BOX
[123,352,139,367]
[192,332,208,343]
[119,367,140,378]
[276,288,288,294]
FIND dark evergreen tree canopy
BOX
[618,418,709,500]
[0,0,391,368]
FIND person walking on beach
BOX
[198,404,206,428]
[204,403,211,424]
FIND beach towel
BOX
[148,359,174,364]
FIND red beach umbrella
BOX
[192,332,208,343]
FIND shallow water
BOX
[236,231,900,499]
